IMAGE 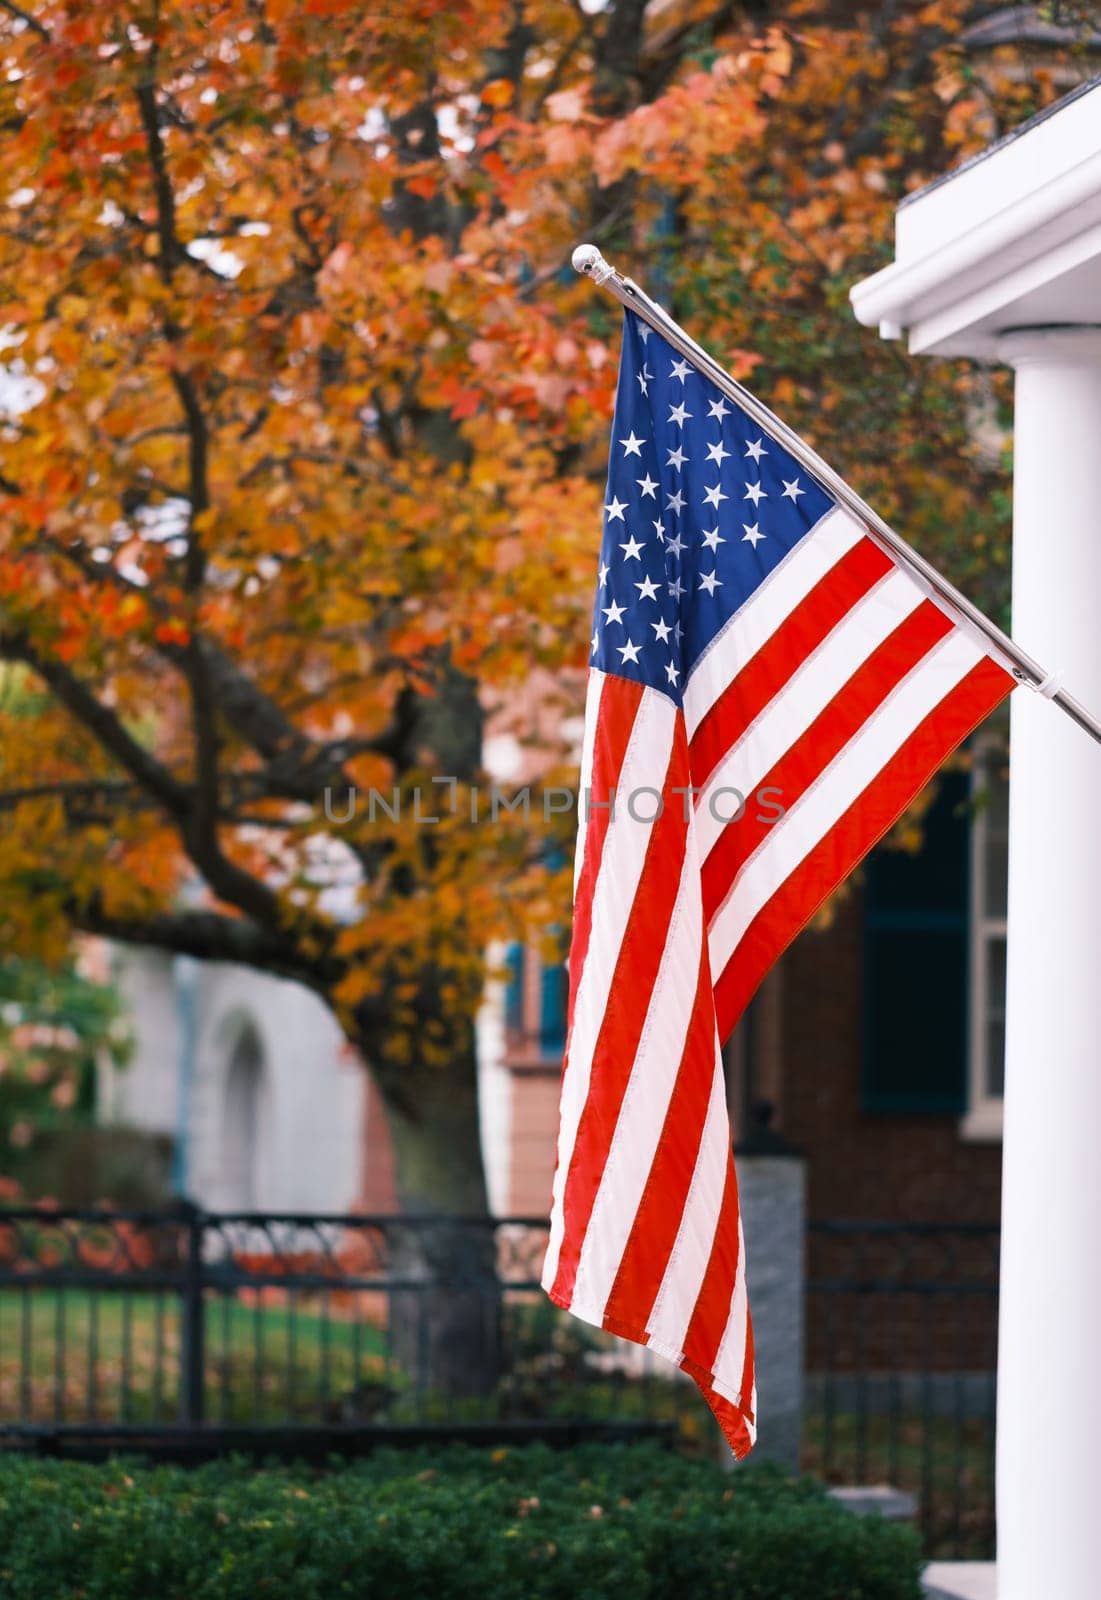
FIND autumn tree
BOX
[0,0,1089,1297]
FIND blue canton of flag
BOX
[591,314,833,697]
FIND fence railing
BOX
[0,1205,999,1558]
[805,1220,999,1561]
[0,1203,694,1452]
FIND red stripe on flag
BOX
[689,536,892,788]
[679,1155,744,1375]
[597,1304,756,1458]
[712,655,1013,1041]
[567,675,644,1030]
[689,1347,756,1459]
[550,717,691,1307]
[700,598,954,924]
[598,938,717,1332]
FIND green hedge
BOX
[0,1443,922,1600]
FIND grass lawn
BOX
[0,1286,701,1431]
[0,1287,387,1427]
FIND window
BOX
[962,739,1008,1140]
[502,940,567,1062]
[862,770,970,1113]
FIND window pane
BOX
[863,771,969,1114]
[864,927,968,1112]
[985,934,1006,1098]
[983,757,1009,920]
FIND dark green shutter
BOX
[539,958,568,1056]
[504,942,524,1034]
[862,770,969,1114]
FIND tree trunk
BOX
[374,1029,503,1400]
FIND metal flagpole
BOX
[572,243,1101,750]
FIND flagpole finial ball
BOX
[572,244,616,285]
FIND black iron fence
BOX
[0,1206,998,1559]
[0,1203,693,1455]
[806,1220,999,1560]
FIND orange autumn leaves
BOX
[0,0,1071,1065]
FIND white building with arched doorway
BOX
[98,947,367,1214]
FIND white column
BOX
[996,328,1101,1600]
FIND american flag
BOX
[542,312,1014,1456]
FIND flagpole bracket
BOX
[1033,666,1066,700]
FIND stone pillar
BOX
[995,329,1101,1600]
[735,1112,806,1470]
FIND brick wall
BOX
[780,891,1002,1226]
[356,1068,398,1213]
[507,1066,561,1217]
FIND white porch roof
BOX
[850,77,1101,357]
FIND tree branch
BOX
[0,630,191,815]
[0,1,49,41]
[0,778,146,817]
[30,530,378,808]
[73,898,327,985]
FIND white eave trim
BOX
[850,146,1101,341]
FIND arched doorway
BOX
[221,1023,266,1210]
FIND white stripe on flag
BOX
[707,629,986,979]
[683,507,865,739]
[573,671,605,898]
[644,1043,730,1363]
[568,846,701,1320]
[693,566,925,863]
[542,687,678,1292]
